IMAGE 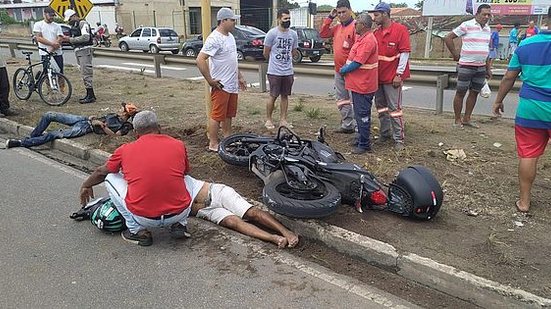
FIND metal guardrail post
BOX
[8,43,17,58]
[153,55,164,78]
[258,62,267,92]
[436,74,449,114]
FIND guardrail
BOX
[2,40,521,114]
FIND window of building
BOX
[189,7,201,34]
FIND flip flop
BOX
[265,121,275,130]
[452,123,464,129]
[206,146,218,153]
[463,121,480,129]
[280,122,294,129]
[515,200,529,213]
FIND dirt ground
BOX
[4,59,551,299]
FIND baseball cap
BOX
[64,9,77,22]
[217,8,240,21]
[369,2,391,14]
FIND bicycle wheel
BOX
[38,72,72,106]
[12,68,33,100]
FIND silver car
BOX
[119,27,180,54]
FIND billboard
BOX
[423,0,550,16]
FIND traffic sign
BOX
[49,0,94,20]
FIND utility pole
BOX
[201,0,212,119]
[272,0,278,27]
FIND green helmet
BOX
[90,198,126,232]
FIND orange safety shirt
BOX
[373,22,411,84]
[320,17,357,72]
[344,31,379,94]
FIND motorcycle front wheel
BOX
[263,174,341,218]
[219,133,265,166]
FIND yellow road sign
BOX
[49,0,94,20]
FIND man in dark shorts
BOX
[263,8,298,129]
[445,4,492,128]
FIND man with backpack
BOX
[5,103,138,148]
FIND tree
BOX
[390,3,408,8]
[278,0,300,9]
[317,4,333,11]
[414,1,424,9]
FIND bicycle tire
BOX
[12,68,33,100]
[38,72,72,106]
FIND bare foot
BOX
[272,235,288,248]
[282,231,299,248]
[516,200,530,213]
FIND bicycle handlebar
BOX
[37,47,58,56]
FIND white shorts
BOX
[195,183,253,224]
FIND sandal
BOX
[265,121,275,130]
[462,121,480,129]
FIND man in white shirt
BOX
[33,7,64,74]
[196,7,247,152]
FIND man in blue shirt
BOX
[489,24,502,67]
[508,23,520,62]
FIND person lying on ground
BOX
[185,174,299,248]
[5,103,138,149]
[80,110,192,246]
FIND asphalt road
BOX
[1,46,519,119]
[0,144,419,308]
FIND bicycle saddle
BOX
[22,51,33,55]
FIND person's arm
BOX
[263,29,273,60]
[492,69,520,116]
[79,164,110,205]
[34,23,61,51]
[263,45,271,60]
[238,70,247,91]
[339,61,361,74]
[485,57,492,80]
[444,32,460,61]
[319,9,337,39]
[196,52,223,90]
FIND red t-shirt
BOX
[106,134,192,218]
[344,32,378,94]
[320,17,357,72]
[373,22,411,84]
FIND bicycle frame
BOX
[21,48,59,92]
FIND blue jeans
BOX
[21,112,92,147]
[351,92,374,150]
[104,173,191,234]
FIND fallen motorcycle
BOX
[219,127,443,220]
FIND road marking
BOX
[403,86,412,91]
[122,62,187,71]
[96,64,155,74]
[14,148,87,180]
[198,219,417,308]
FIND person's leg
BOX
[222,93,238,138]
[208,118,221,150]
[279,94,289,125]
[334,72,355,131]
[518,158,538,212]
[209,89,229,150]
[0,67,11,112]
[279,75,294,127]
[29,112,87,137]
[375,86,391,139]
[221,117,232,138]
[382,84,405,145]
[351,92,372,151]
[219,215,288,248]
[242,207,299,247]
[454,65,475,125]
[104,173,144,234]
[266,74,279,129]
[462,66,485,124]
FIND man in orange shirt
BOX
[80,111,193,246]
[371,2,411,151]
[339,14,378,154]
[320,0,357,134]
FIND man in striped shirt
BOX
[493,7,551,213]
[445,4,492,128]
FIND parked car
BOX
[291,26,325,63]
[119,27,180,54]
[181,25,265,61]
[31,24,71,46]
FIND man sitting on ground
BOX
[6,103,138,148]
[185,175,299,248]
[79,110,192,246]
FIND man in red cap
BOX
[489,24,503,68]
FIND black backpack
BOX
[70,197,126,232]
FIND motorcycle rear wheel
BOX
[263,174,341,218]
[219,133,264,166]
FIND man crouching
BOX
[79,110,192,246]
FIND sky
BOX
[313,0,419,11]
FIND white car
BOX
[119,27,180,54]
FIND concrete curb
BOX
[1,117,550,308]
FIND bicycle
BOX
[12,47,72,106]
